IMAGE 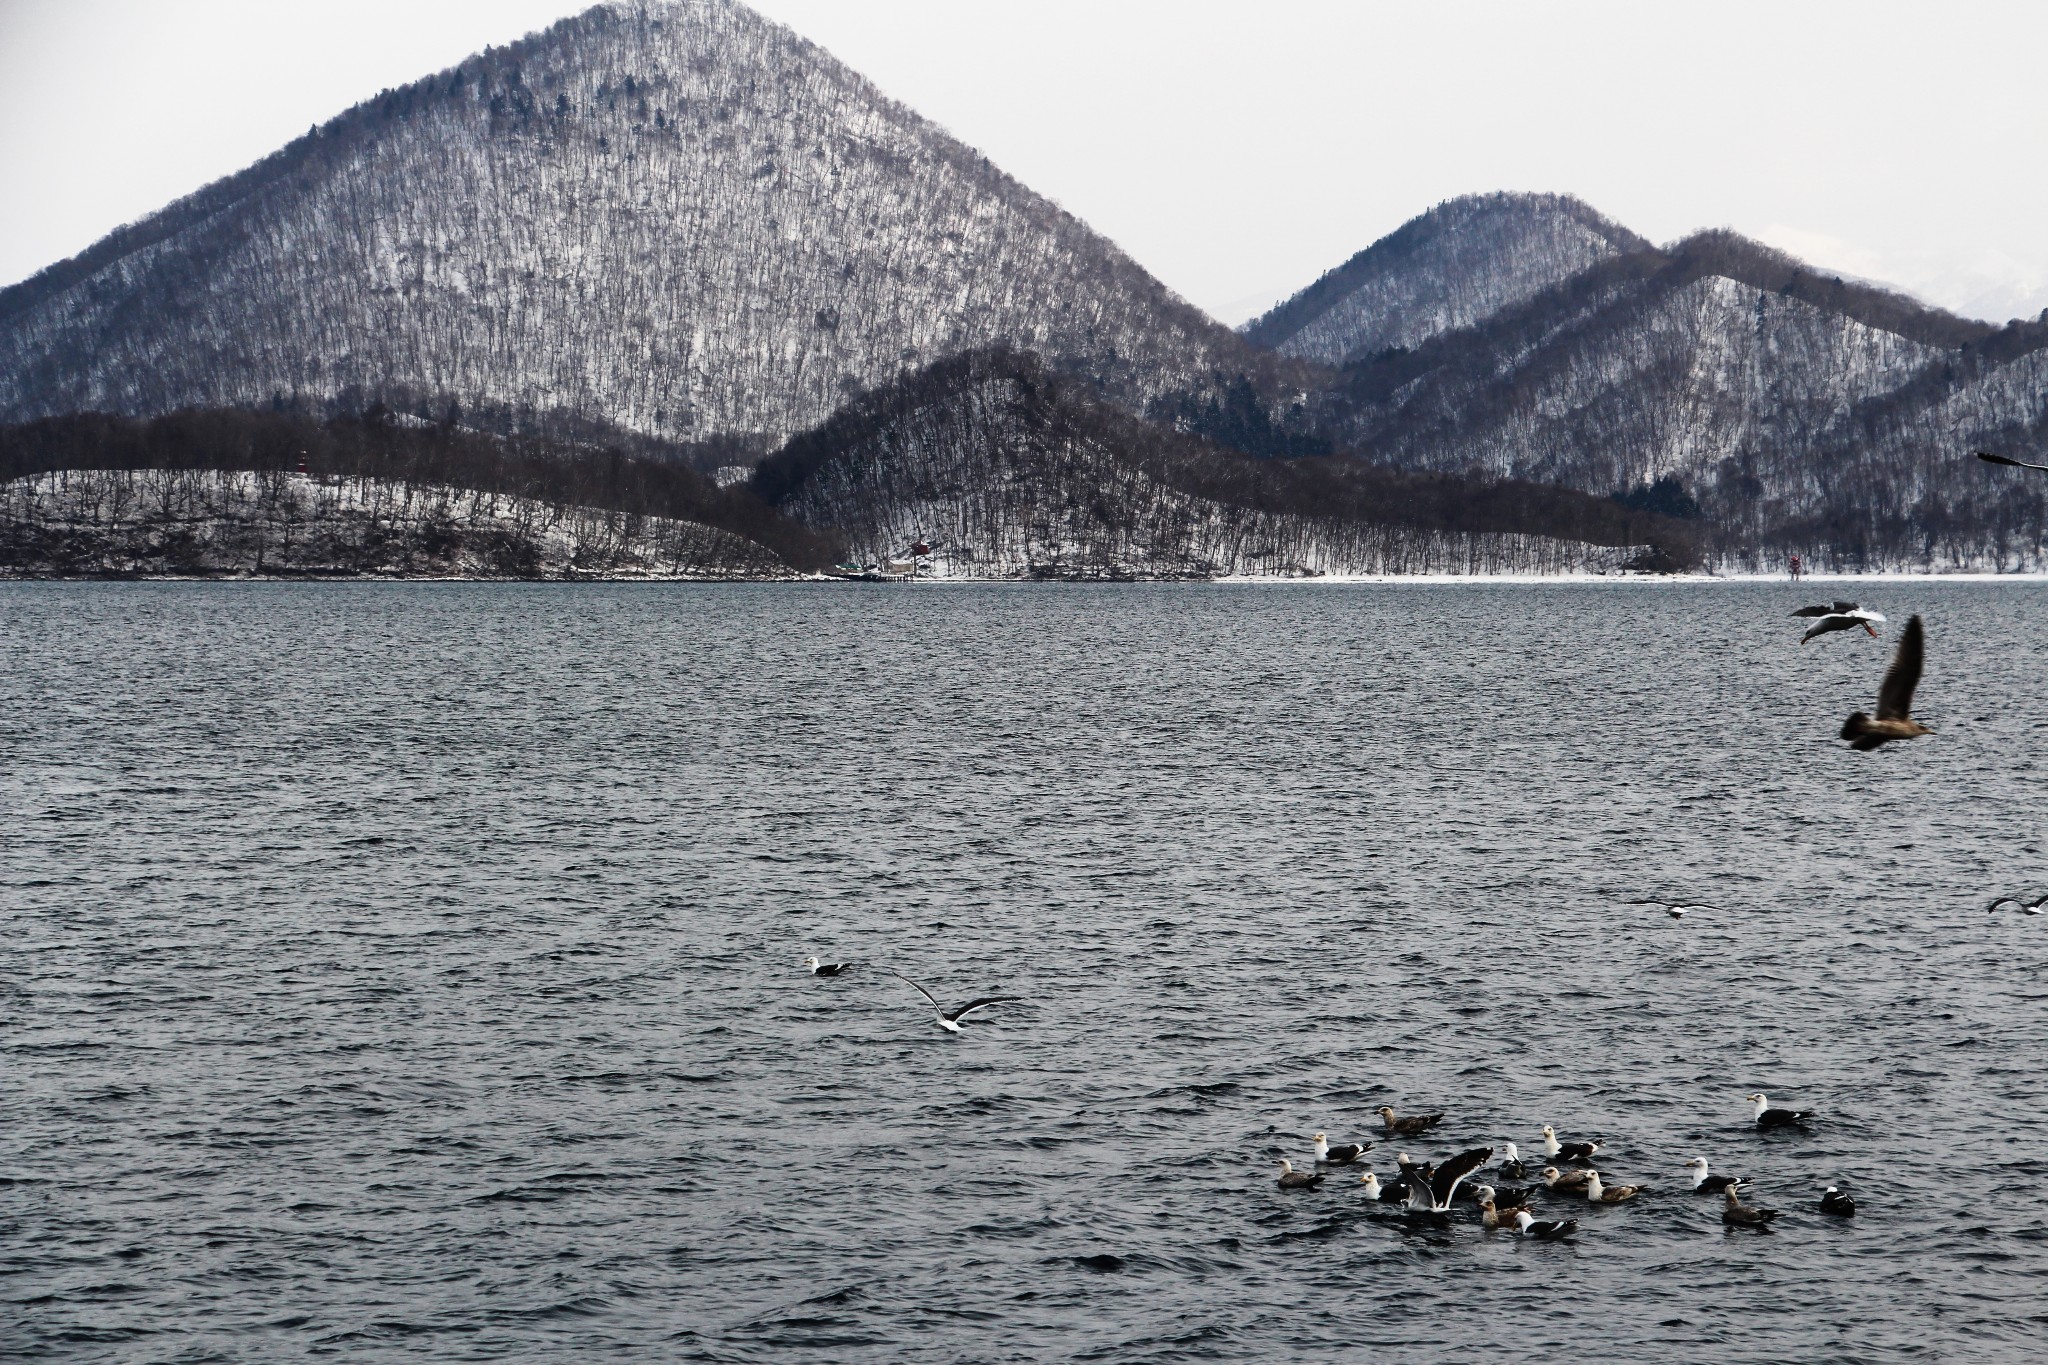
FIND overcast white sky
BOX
[4,0,2046,323]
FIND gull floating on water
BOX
[1276,1159,1324,1190]
[1584,1171,1643,1204]
[1820,1185,1857,1217]
[1841,614,1932,751]
[802,956,854,976]
[1479,1190,1532,1230]
[1358,1170,1408,1203]
[1313,1132,1371,1165]
[887,971,1021,1033]
[1746,1093,1814,1130]
[1496,1142,1530,1178]
[1722,1185,1777,1228]
[1377,1106,1444,1137]
[1402,1147,1495,1213]
[1978,450,2048,473]
[1987,892,2048,915]
[1792,602,1885,643]
[1540,1126,1602,1163]
[1514,1210,1580,1240]
[1542,1166,1597,1195]
[1683,1157,1745,1194]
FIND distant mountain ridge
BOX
[1242,193,1649,364]
[0,0,1265,447]
[1286,227,2048,568]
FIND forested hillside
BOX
[755,348,1690,578]
[1242,194,1647,364]
[0,0,1267,447]
[1297,231,2048,570]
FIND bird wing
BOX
[1430,1147,1494,1207]
[948,996,1022,1022]
[1988,895,2022,912]
[888,971,943,1009]
[1979,451,2048,472]
[1790,605,1831,617]
[1832,601,1860,613]
[1875,614,1924,720]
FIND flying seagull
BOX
[1514,1210,1580,1240]
[1820,1185,1857,1217]
[1402,1147,1495,1213]
[1683,1158,1745,1195]
[887,971,1020,1033]
[802,956,854,976]
[1276,1159,1324,1190]
[1746,1093,1814,1129]
[1792,602,1885,643]
[1978,450,2048,473]
[1313,1133,1372,1165]
[1841,614,1932,750]
[1987,892,2048,915]
[1540,1126,1602,1163]
[1376,1106,1444,1137]
[1722,1185,1777,1228]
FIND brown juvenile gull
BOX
[1376,1106,1444,1137]
[1541,1166,1597,1195]
[1276,1159,1324,1190]
[1840,614,1932,751]
[1722,1185,1778,1228]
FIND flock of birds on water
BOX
[803,467,2046,1248]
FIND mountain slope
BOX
[0,0,1263,447]
[754,348,1694,578]
[1318,231,2048,568]
[1242,193,1648,365]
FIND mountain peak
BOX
[1243,192,1650,364]
[0,0,1252,445]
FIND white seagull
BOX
[1514,1210,1580,1240]
[1987,892,2048,916]
[1313,1132,1372,1165]
[1683,1157,1744,1194]
[1746,1092,1814,1129]
[888,971,1021,1033]
[802,956,854,976]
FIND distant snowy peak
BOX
[0,0,1256,443]
[1243,192,1649,364]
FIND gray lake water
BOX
[4,581,2047,1363]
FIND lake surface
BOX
[4,581,2047,1363]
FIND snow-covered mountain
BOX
[0,0,1259,448]
[753,348,1681,578]
[1306,230,2048,569]
[1241,193,1648,365]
